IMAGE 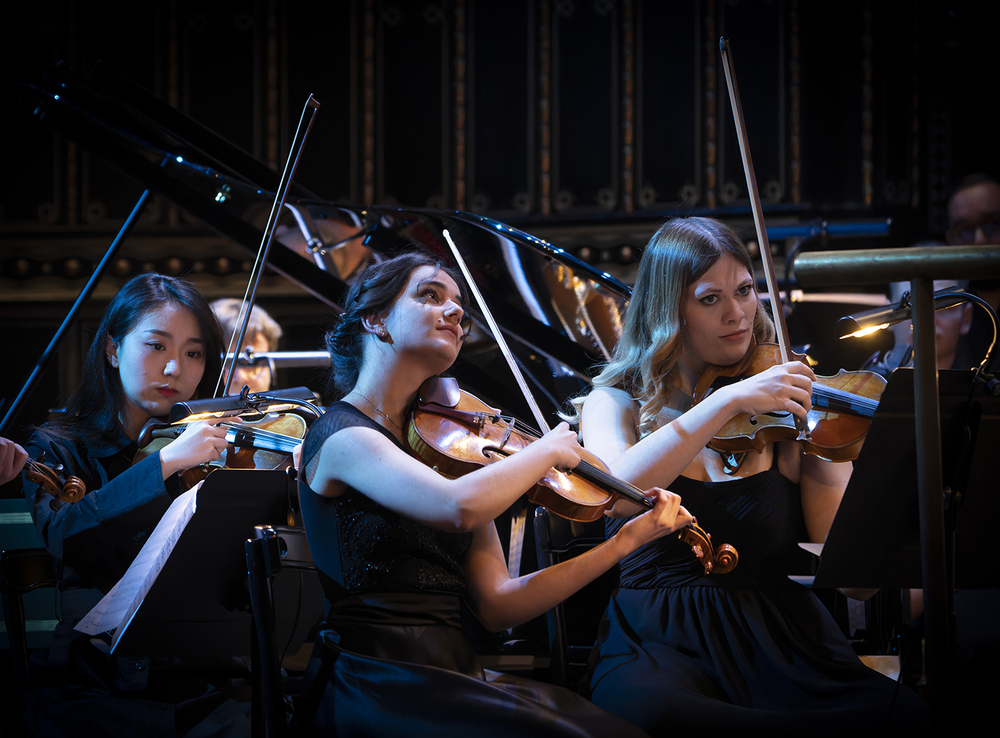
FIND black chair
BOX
[245,525,324,738]
[1,547,61,713]
[532,508,615,689]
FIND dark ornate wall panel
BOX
[468,0,533,216]
[552,0,618,215]
[3,0,999,232]
[636,1,700,210]
[3,0,1000,440]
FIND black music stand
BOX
[111,469,293,657]
[813,368,1000,590]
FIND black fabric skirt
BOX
[306,591,649,738]
[586,584,929,737]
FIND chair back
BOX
[532,509,613,688]
[1,547,61,711]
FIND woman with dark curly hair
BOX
[298,250,691,736]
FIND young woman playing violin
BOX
[20,273,242,737]
[299,250,692,736]
[575,218,928,736]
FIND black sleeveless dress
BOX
[585,469,929,737]
[298,402,649,737]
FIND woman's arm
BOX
[583,361,814,490]
[23,434,170,561]
[463,489,693,631]
[309,421,583,532]
[799,453,852,544]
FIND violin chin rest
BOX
[418,376,463,408]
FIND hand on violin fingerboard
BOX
[617,488,694,549]
[158,421,230,480]
[0,437,29,486]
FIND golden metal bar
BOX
[794,244,1000,286]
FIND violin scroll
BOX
[24,455,87,503]
[677,522,739,575]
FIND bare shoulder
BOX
[583,386,638,416]
[309,424,404,496]
[581,387,639,454]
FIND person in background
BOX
[210,298,284,394]
[946,173,1000,363]
[942,172,1000,738]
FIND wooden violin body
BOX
[407,378,738,575]
[693,341,887,462]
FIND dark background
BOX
[1,1,998,724]
[3,0,999,503]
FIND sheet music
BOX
[74,484,200,639]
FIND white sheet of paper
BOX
[74,484,199,638]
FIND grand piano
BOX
[17,61,630,433]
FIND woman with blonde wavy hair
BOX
[577,217,928,736]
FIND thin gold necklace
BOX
[350,390,403,433]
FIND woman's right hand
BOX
[158,421,229,479]
[532,422,582,471]
[723,360,815,422]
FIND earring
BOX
[107,353,118,368]
[375,325,389,340]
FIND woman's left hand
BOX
[616,488,694,551]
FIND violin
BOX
[693,338,887,462]
[24,454,87,503]
[135,413,306,488]
[408,377,738,575]
[710,39,887,463]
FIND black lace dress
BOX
[584,469,929,737]
[298,402,649,737]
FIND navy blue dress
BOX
[585,469,929,737]
[298,402,650,737]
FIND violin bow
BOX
[441,228,553,583]
[719,38,810,442]
[440,229,552,435]
[216,94,321,398]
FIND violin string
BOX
[216,421,298,441]
[492,415,652,506]
[216,421,301,449]
[812,385,878,414]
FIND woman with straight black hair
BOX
[299,250,692,736]
[21,273,243,737]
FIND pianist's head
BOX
[324,251,471,400]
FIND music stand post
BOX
[794,243,1000,737]
[911,277,953,732]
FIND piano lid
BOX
[17,62,629,427]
